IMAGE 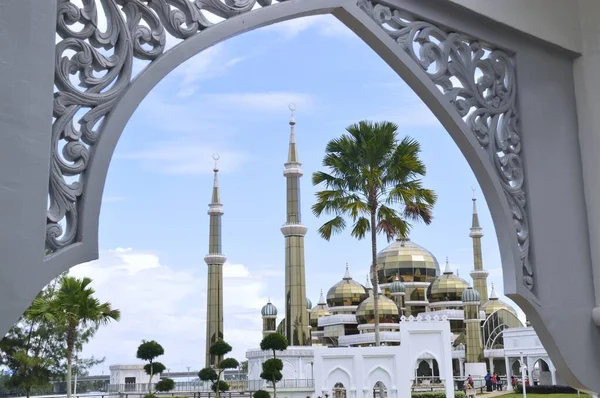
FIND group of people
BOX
[463,372,504,392]
[485,371,504,391]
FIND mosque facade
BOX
[242,110,563,396]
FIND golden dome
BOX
[426,259,469,303]
[481,284,517,317]
[326,265,368,307]
[310,290,330,328]
[376,238,440,283]
[356,292,400,324]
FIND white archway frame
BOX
[48,0,528,299]
[35,0,598,392]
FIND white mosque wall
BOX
[109,364,153,385]
[247,317,455,397]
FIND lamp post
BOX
[310,360,314,384]
[187,366,191,383]
[520,352,527,398]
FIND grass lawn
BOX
[499,394,590,398]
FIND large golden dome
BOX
[482,284,517,316]
[326,265,368,307]
[426,259,469,303]
[356,292,400,324]
[310,290,330,328]
[376,238,440,283]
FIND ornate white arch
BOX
[366,365,392,389]
[326,365,352,389]
[48,0,529,297]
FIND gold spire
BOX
[211,153,220,205]
[443,256,453,274]
[344,263,352,279]
[287,103,298,163]
[318,289,326,305]
[469,188,489,302]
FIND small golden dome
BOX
[326,264,368,307]
[310,290,330,328]
[481,284,517,316]
[426,258,469,303]
[356,292,400,324]
[376,238,440,283]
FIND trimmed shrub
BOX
[513,384,578,394]
[254,390,271,398]
[412,392,466,398]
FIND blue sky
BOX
[71,13,523,375]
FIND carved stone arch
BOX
[47,0,526,304]
[8,0,592,392]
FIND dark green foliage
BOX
[259,333,288,357]
[240,360,248,374]
[155,378,176,392]
[254,390,270,398]
[144,361,166,376]
[198,367,218,382]
[136,340,166,395]
[136,340,165,362]
[411,392,466,398]
[211,381,229,393]
[209,340,232,358]
[219,357,239,370]
[0,274,111,398]
[514,384,578,394]
[312,120,436,347]
[260,358,283,387]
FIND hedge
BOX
[412,392,467,398]
[513,384,578,394]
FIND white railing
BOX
[318,314,357,327]
[338,332,401,346]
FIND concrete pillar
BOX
[489,357,495,374]
[459,359,465,378]
[505,357,513,391]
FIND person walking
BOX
[492,372,497,390]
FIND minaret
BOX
[280,103,310,346]
[204,154,227,368]
[461,287,485,364]
[469,189,489,302]
[261,299,278,337]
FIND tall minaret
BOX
[204,154,227,368]
[469,189,489,302]
[280,103,310,346]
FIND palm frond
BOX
[350,217,371,240]
[317,216,347,241]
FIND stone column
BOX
[505,357,513,391]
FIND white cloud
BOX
[172,44,247,97]
[71,249,279,373]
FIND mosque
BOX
[199,108,562,397]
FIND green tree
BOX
[254,390,270,398]
[198,340,238,398]
[136,340,166,395]
[259,333,288,359]
[312,121,437,346]
[240,360,248,374]
[31,276,121,398]
[1,274,107,397]
[260,359,283,398]
[155,378,176,393]
[259,333,288,398]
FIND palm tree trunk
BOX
[370,208,380,347]
[66,325,75,398]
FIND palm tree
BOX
[312,120,437,346]
[32,276,120,398]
